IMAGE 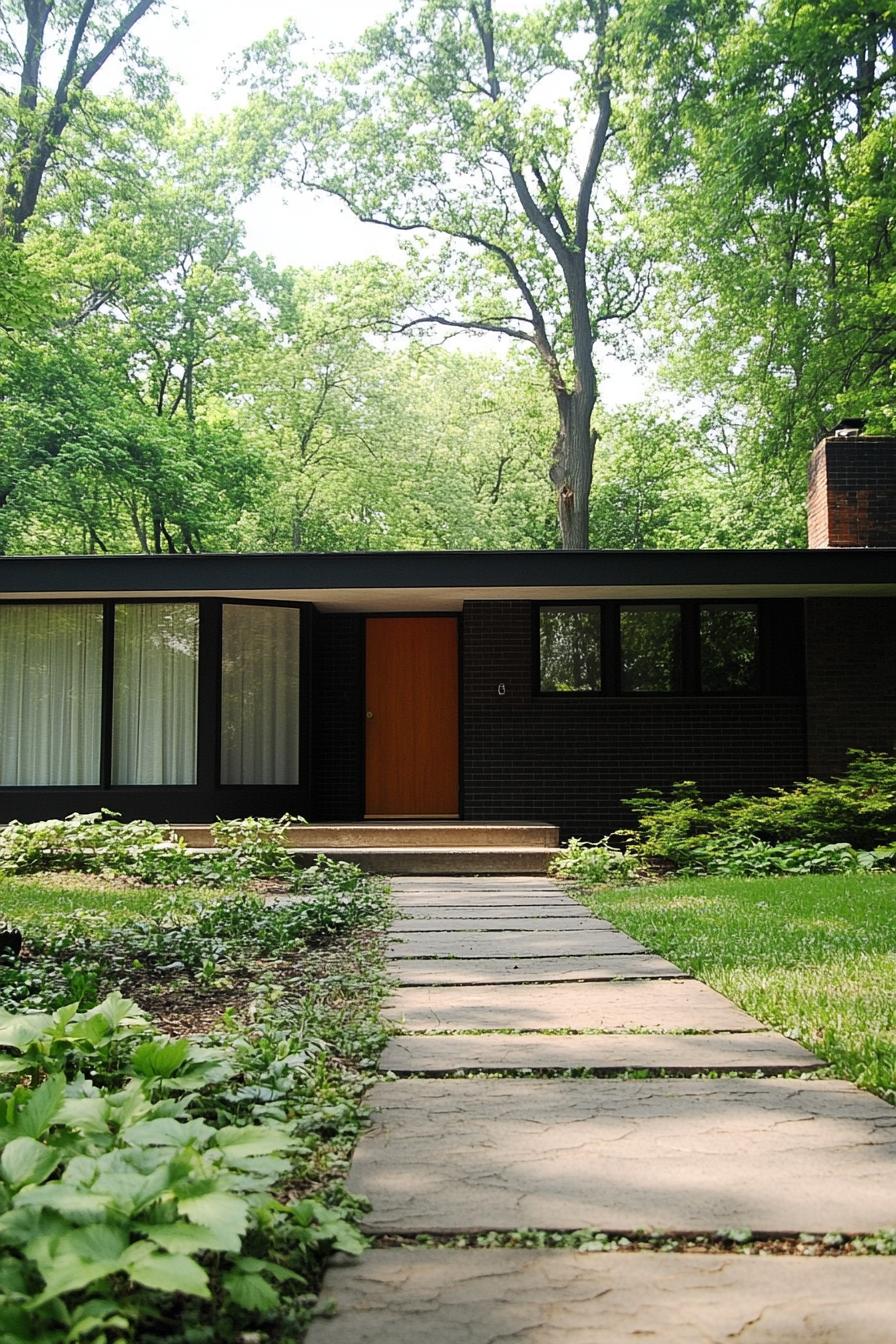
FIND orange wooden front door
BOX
[365,616,459,817]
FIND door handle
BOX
[366,711,374,720]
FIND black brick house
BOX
[0,429,893,839]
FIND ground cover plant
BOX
[574,872,896,1104]
[0,820,394,1342]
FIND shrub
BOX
[627,751,896,857]
[549,837,640,885]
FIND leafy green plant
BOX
[206,815,307,885]
[623,752,896,875]
[549,837,640,885]
[285,859,393,940]
[0,994,366,1343]
[0,813,194,884]
[0,992,149,1086]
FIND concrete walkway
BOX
[308,877,896,1343]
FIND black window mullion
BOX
[682,601,699,694]
[100,601,115,789]
[603,604,621,695]
[197,599,221,794]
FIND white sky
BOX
[137,0,646,406]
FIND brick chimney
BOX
[807,424,896,548]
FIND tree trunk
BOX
[549,259,597,550]
[550,390,595,550]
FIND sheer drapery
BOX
[220,604,300,785]
[0,604,103,786]
[112,603,199,786]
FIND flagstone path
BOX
[308,877,896,1343]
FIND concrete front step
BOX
[175,822,560,850]
[292,847,561,875]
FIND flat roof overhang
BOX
[0,549,894,611]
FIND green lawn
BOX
[0,874,183,926]
[574,872,896,1101]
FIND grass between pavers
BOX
[570,872,896,1103]
[375,1228,896,1255]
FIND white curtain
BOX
[112,603,199,786]
[220,604,300,785]
[0,604,103,786]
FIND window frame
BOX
[0,596,310,796]
[697,600,761,697]
[534,602,609,698]
[218,599,303,789]
[535,599,774,699]
[0,599,106,787]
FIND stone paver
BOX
[388,930,646,957]
[384,980,764,1032]
[320,875,893,1338]
[394,915,607,932]
[387,952,684,985]
[395,904,584,919]
[307,1250,896,1344]
[379,1031,824,1075]
[351,1078,896,1233]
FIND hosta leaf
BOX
[0,1012,52,1051]
[32,1256,122,1305]
[121,1245,210,1299]
[0,1137,59,1190]
[16,1184,111,1217]
[139,1220,238,1254]
[232,1255,299,1283]
[178,1190,248,1242]
[131,1039,190,1080]
[213,1125,294,1159]
[122,1117,212,1149]
[222,1267,280,1313]
[67,1300,131,1341]
[68,1014,111,1045]
[0,1058,33,1076]
[57,1224,130,1262]
[93,993,142,1030]
[17,1074,65,1139]
[56,1096,110,1133]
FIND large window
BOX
[620,605,682,693]
[537,601,773,696]
[0,604,103,785]
[539,606,602,693]
[220,604,300,785]
[112,603,199,786]
[700,604,759,693]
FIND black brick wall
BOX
[805,597,896,777]
[308,611,365,820]
[462,601,808,840]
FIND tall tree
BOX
[274,0,648,549]
[623,0,896,508]
[1,0,164,240]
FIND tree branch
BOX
[576,88,612,250]
[396,312,536,342]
